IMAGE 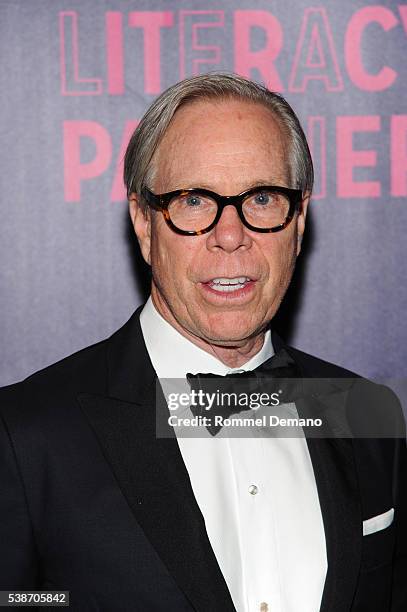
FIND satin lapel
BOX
[78,308,235,612]
[271,331,362,612]
[301,403,362,612]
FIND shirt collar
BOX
[140,297,274,379]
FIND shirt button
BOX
[248,484,258,495]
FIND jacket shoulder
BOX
[0,337,109,411]
[285,345,360,379]
[284,344,406,438]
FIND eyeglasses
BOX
[141,185,303,236]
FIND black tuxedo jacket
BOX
[1,307,406,611]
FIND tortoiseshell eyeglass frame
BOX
[141,185,303,236]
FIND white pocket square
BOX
[363,507,394,536]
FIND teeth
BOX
[209,277,251,292]
[211,284,246,292]
[211,277,249,285]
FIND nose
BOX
[206,204,252,253]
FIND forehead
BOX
[151,98,290,193]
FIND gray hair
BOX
[124,73,313,204]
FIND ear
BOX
[129,193,151,265]
[296,193,310,256]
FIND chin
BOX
[197,317,259,346]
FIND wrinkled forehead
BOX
[150,98,292,193]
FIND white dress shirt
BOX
[140,298,327,612]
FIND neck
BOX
[150,293,266,369]
[194,333,266,369]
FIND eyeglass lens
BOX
[167,189,290,232]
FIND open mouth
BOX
[206,276,252,292]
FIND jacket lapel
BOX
[77,308,235,612]
[272,331,363,612]
[306,434,362,612]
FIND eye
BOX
[185,194,202,207]
[254,191,270,205]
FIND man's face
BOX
[130,99,308,348]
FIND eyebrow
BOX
[167,179,287,192]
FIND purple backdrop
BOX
[1,0,406,388]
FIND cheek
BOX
[149,219,173,285]
[263,235,297,293]
[150,224,197,294]
[151,238,176,291]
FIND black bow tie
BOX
[186,348,301,436]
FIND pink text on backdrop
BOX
[59,6,407,95]
[179,11,225,80]
[337,116,381,198]
[63,116,407,202]
[288,8,342,92]
[345,6,399,91]
[63,120,138,201]
[307,117,327,200]
[391,116,407,196]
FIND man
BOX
[0,74,406,611]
